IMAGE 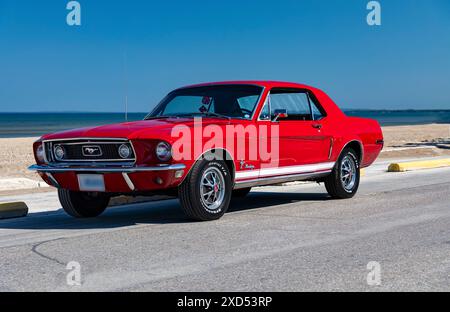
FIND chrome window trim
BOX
[306,92,314,121]
[248,86,266,121]
[257,91,271,121]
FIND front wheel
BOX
[178,159,232,221]
[58,189,110,218]
[324,148,360,199]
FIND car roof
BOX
[173,81,345,118]
[176,81,318,91]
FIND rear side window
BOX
[266,89,327,121]
[309,96,325,120]
[269,90,312,121]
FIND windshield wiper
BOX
[144,116,174,120]
[198,112,231,120]
[156,112,232,120]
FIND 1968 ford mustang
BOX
[30,81,383,221]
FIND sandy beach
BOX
[379,123,450,158]
[0,123,449,187]
[0,137,38,180]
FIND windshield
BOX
[146,85,263,120]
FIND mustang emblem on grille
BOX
[82,145,102,157]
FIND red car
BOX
[30,81,383,221]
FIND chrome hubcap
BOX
[340,155,357,191]
[200,167,225,211]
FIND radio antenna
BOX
[123,51,128,121]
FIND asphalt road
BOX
[1,163,449,291]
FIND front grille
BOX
[44,139,135,163]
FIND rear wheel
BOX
[324,148,360,199]
[178,159,232,221]
[58,189,110,218]
[232,187,251,198]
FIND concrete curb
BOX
[388,158,450,172]
[0,202,29,219]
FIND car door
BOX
[258,88,332,177]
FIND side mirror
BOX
[273,109,288,122]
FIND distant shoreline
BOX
[1,123,449,183]
[0,110,449,138]
[0,109,449,113]
[1,122,448,139]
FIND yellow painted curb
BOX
[388,158,450,172]
[0,202,29,219]
[360,169,366,177]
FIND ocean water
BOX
[0,113,146,138]
[344,109,450,126]
[0,110,449,138]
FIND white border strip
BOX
[235,162,335,180]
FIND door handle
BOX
[312,123,322,129]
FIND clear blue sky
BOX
[1,0,449,112]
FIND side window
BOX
[269,91,312,121]
[308,95,325,121]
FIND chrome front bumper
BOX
[28,164,186,173]
[29,164,187,191]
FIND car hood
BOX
[41,117,236,141]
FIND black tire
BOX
[58,189,110,218]
[232,187,251,198]
[178,159,232,221]
[324,148,360,199]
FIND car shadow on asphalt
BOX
[229,191,330,213]
[0,191,330,230]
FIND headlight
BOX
[156,141,172,161]
[54,145,65,161]
[36,144,45,163]
[118,144,131,159]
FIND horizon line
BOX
[1,109,450,114]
